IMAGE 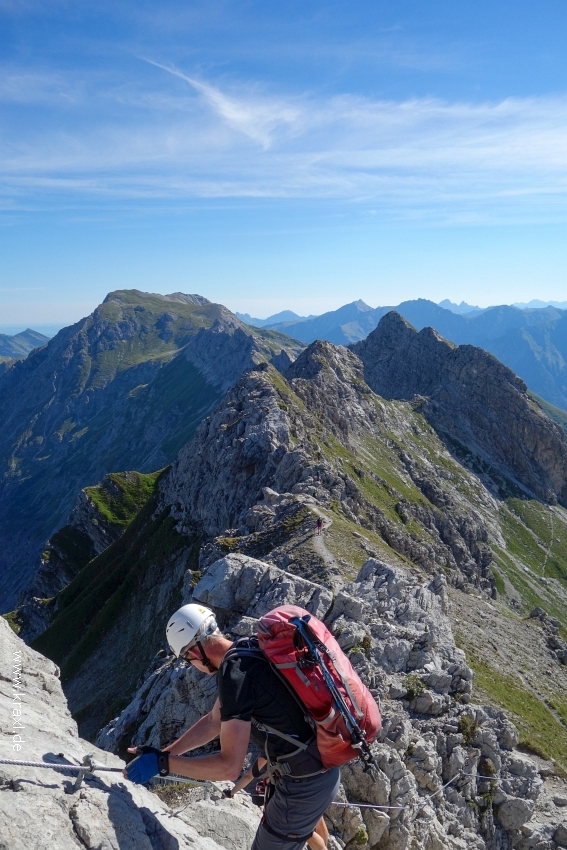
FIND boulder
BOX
[0,617,250,850]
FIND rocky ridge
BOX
[96,552,567,850]
[0,289,302,609]
[161,344,497,590]
[25,336,567,763]
[0,616,261,850]
[352,312,567,507]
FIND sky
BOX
[1,0,567,332]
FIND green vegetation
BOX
[49,526,97,573]
[353,827,369,845]
[235,505,312,561]
[529,392,567,434]
[2,610,22,634]
[492,500,567,629]
[491,567,506,596]
[216,537,241,552]
[32,469,193,687]
[85,471,161,527]
[404,673,426,701]
[268,366,306,410]
[459,714,480,744]
[468,654,567,775]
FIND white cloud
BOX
[1,66,567,222]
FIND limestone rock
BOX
[0,617,227,850]
[496,796,535,830]
[177,795,261,850]
[100,553,549,850]
[192,553,333,621]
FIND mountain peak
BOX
[353,312,567,505]
[103,289,211,307]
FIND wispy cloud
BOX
[143,60,303,148]
[1,65,567,223]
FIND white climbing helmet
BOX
[166,603,218,658]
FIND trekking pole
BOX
[290,617,376,771]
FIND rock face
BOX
[352,312,567,506]
[0,289,302,610]
[97,553,558,850]
[161,349,495,590]
[0,616,259,850]
[10,471,162,643]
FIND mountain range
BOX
[244,298,567,415]
[5,306,562,786]
[236,309,317,327]
[0,289,302,609]
[3,292,567,848]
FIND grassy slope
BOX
[85,471,161,527]
[269,370,567,773]
[31,467,201,734]
[529,391,567,434]
[33,471,170,678]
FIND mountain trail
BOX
[308,505,340,574]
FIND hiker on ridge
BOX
[124,604,341,849]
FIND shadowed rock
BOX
[352,312,567,505]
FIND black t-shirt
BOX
[217,639,314,760]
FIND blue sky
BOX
[1,0,567,330]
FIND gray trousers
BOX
[251,767,341,850]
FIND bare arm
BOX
[163,699,222,755]
[168,718,252,782]
[228,757,267,797]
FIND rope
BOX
[326,770,512,813]
[0,755,218,792]
[152,774,219,789]
[0,757,122,773]
[0,757,517,807]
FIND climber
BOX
[224,756,329,850]
[124,603,340,850]
[316,516,323,536]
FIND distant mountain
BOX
[236,309,314,327]
[438,299,485,316]
[266,297,567,414]
[514,300,567,310]
[0,289,303,610]
[266,299,381,345]
[0,328,49,358]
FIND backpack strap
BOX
[224,638,314,754]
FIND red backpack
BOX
[257,605,381,769]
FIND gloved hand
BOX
[125,746,169,784]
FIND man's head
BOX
[166,603,221,673]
